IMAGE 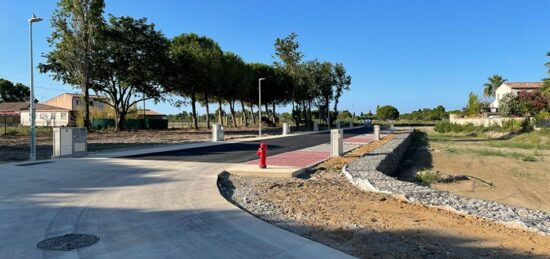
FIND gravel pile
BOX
[344,131,550,235]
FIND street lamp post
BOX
[28,14,42,161]
[258,78,265,137]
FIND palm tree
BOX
[483,74,507,104]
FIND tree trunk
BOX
[325,98,331,127]
[217,99,223,125]
[83,80,91,130]
[191,93,198,129]
[308,100,313,125]
[204,94,211,129]
[264,103,269,121]
[115,109,126,132]
[272,103,276,125]
[229,99,237,128]
[241,101,248,127]
[250,104,256,125]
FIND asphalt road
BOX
[126,126,372,163]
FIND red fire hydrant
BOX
[257,143,267,168]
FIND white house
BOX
[20,103,72,127]
[491,82,543,109]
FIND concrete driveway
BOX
[0,131,362,258]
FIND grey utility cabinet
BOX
[52,127,87,158]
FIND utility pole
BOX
[28,14,42,161]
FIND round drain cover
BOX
[37,233,99,251]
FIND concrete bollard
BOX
[282,123,290,135]
[212,124,224,142]
[331,129,344,157]
[313,122,319,132]
[390,124,395,133]
[349,120,353,128]
[374,125,380,141]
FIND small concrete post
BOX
[331,129,344,157]
[374,125,380,141]
[313,122,319,132]
[349,120,353,128]
[390,123,395,133]
[212,124,224,142]
[282,123,290,135]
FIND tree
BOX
[518,91,549,115]
[218,52,249,127]
[483,74,506,104]
[274,32,305,127]
[306,60,335,126]
[170,33,222,129]
[464,92,481,116]
[0,79,30,103]
[91,16,170,131]
[40,0,106,130]
[333,63,351,118]
[377,105,399,120]
[500,93,523,116]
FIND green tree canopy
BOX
[169,33,223,129]
[483,75,506,103]
[0,79,30,103]
[464,92,481,116]
[376,105,399,120]
[40,0,106,130]
[91,15,170,131]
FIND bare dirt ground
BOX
[219,138,550,258]
[0,127,283,163]
[398,130,550,213]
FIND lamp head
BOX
[28,14,43,23]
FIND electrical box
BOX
[212,124,224,142]
[52,127,87,158]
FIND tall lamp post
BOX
[28,14,42,161]
[258,78,266,137]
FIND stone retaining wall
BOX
[343,130,550,235]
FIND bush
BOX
[416,170,441,184]
[500,93,523,116]
[434,121,480,133]
[376,105,399,121]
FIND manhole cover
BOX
[37,234,99,251]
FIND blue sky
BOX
[1,0,550,115]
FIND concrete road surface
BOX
[0,128,368,258]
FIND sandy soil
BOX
[219,139,550,258]
[0,127,282,163]
[398,132,550,213]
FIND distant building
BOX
[137,109,165,120]
[0,102,71,126]
[491,82,543,110]
[44,93,109,111]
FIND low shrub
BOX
[415,169,441,184]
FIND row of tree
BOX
[399,105,447,121]
[40,0,352,131]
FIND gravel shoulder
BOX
[218,136,550,258]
